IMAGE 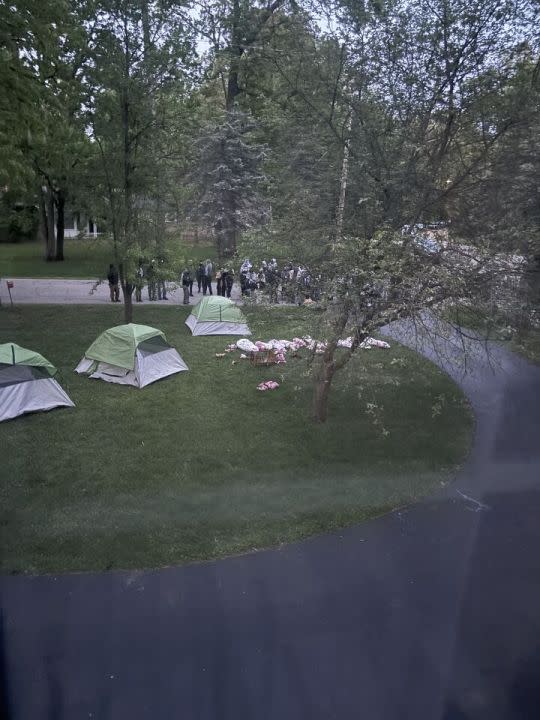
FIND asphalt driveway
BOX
[1,319,539,720]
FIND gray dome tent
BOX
[185,296,251,336]
[75,323,188,388]
[0,343,74,422]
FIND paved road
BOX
[1,320,539,720]
[0,277,241,305]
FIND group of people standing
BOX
[239,258,319,304]
[194,260,214,295]
[107,255,317,306]
[180,260,233,304]
[215,268,234,298]
[137,258,168,302]
[107,258,169,304]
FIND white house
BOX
[62,211,98,238]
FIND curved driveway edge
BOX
[1,321,539,720]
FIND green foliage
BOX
[194,108,269,257]
[1,0,537,412]
[241,17,349,255]
[0,236,216,277]
[79,0,197,306]
[0,192,39,243]
[0,0,95,261]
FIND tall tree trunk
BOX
[215,216,236,260]
[46,191,55,259]
[312,352,336,423]
[221,189,237,257]
[334,112,353,249]
[226,0,242,111]
[122,19,132,240]
[119,263,134,323]
[38,189,49,258]
[141,0,151,57]
[123,285,133,323]
[155,195,165,254]
[122,92,131,235]
[39,187,56,261]
[55,190,65,261]
[224,0,285,110]
[119,32,133,325]
[219,226,236,259]
[226,61,241,111]
[311,302,359,423]
[224,227,237,258]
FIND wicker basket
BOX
[250,349,278,366]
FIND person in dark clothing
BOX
[196,263,204,293]
[157,256,168,300]
[240,271,247,296]
[181,268,192,305]
[107,264,120,302]
[220,270,227,297]
[188,265,194,296]
[146,260,156,301]
[134,260,144,302]
[239,259,252,296]
[266,266,278,304]
[203,259,213,295]
[224,269,234,298]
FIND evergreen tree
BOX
[195,109,269,257]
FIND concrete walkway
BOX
[0,277,242,305]
[1,321,540,720]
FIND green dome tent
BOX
[0,343,74,422]
[185,296,251,336]
[75,324,188,388]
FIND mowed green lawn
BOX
[0,238,215,279]
[0,304,473,573]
